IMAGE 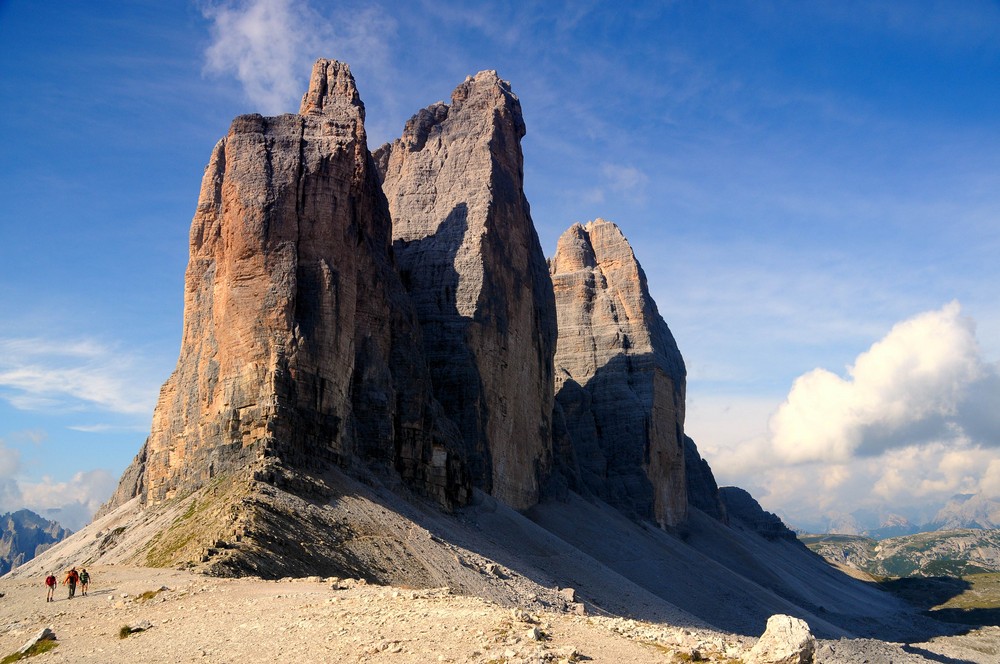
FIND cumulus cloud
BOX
[202,0,394,114]
[16,470,117,531]
[0,336,160,416]
[0,438,114,531]
[704,302,1000,530]
[769,301,996,463]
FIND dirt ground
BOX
[3,566,1000,663]
[0,566,749,663]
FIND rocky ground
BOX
[0,566,748,663]
[2,566,999,663]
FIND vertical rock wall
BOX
[550,220,688,527]
[376,72,557,510]
[106,60,468,512]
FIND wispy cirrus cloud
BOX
[202,0,395,115]
[0,337,160,416]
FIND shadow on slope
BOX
[528,493,906,639]
[9,465,970,644]
[880,576,1000,627]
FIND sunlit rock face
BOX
[549,219,689,528]
[375,71,557,510]
[103,59,469,514]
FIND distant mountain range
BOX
[801,529,1000,578]
[0,509,71,575]
[789,494,1000,539]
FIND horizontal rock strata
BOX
[375,71,557,510]
[104,59,469,515]
[550,219,689,528]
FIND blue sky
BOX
[2,0,999,531]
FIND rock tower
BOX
[103,60,469,514]
[549,219,688,527]
[375,72,558,509]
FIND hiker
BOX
[45,573,56,602]
[79,568,90,596]
[63,567,79,599]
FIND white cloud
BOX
[981,459,1000,499]
[202,0,394,115]
[0,438,115,531]
[769,301,995,463]
[701,302,1000,529]
[602,163,649,201]
[66,424,148,434]
[0,337,160,416]
[15,470,116,531]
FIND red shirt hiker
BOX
[44,574,56,602]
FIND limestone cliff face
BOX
[684,435,727,523]
[375,72,557,510]
[106,60,468,512]
[549,220,688,528]
[720,487,798,542]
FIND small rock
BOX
[526,626,542,641]
[558,587,576,603]
[129,620,153,633]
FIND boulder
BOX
[747,614,816,664]
[18,627,56,654]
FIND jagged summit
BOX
[376,68,556,510]
[299,58,364,118]
[549,219,690,527]
[102,57,469,525]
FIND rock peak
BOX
[449,69,525,138]
[378,70,555,509]
[299,58,364,119]
[551,218,688,527]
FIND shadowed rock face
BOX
[550,220,688,528]
[720,487,798,542]
[0,510,69,575]
[375,71,557,510]
[103,59,468,514]
[684,435,727,523]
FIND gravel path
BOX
[1,566,746,663]
[4,566,999,662]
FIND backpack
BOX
[45,575,55,587]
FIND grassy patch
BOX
[881,572,1000,626]
[145,475,238,568]
[137,588,164,602]
[1,640,58,663]
[118,625,132,639]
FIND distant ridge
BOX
[0,509,70,575]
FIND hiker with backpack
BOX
[63,567,79,599]
[44,573,56,602]
[79,568,90,596]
